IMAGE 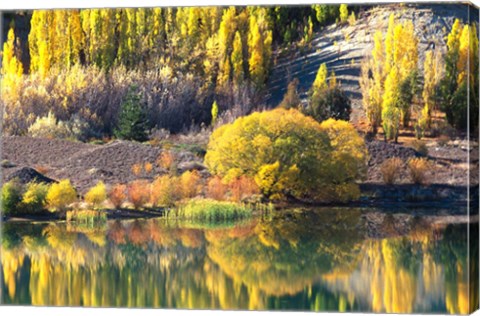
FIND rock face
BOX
[5,167,56,185]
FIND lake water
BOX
[1,208,477,313]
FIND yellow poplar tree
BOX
[421,50,441,130]
[1,27,23,77]
[311,63,328,99]
[339,4,348,23]
[382,67,401,142]
[66,10,83,67]
[29,10,54,76]
[217,7,237,88]
[231,31,244,86]
[248,14,265,88]
[1,26,24,100]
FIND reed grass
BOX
[66,210,107,225]
[166,199,253,221]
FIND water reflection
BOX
[0,208,476,313]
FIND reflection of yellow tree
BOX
[1,250,25,299]
[206,209,364,301]
[381,239,416,313]
[445,261,469,314]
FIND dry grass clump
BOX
[127,180,150,209]
[407,158,431,185]
[380,157,404,185]
[109,184,127,209]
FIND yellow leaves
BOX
[84,181,107,209]
[255,162,280,198]
[46,179,77,212]
[311,63,328,96]
[457,24,472,85]
[205,108,366,203]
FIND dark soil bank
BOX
[1,136,478,204]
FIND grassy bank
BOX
[165,199,254,221]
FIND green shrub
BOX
[1,179,24,215]
[305,87,351,122]
[21,182,50,213]
[167,199,252,221]
[46,179,77,212]
[84,181,107,209]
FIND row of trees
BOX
[1,5,354,139]
[361,15,478,141]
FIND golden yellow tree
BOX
[419,49,442,132]
[311,63,328,99]
[231,31,245,86]
[217,7,237,88]
[382,66,401,142]
[66,10,83,67]
[1,26,24,102]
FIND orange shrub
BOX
[206,176,228,201]
[150,175,179,207]
[157,151,175,171]
[144,162,153,174]
[127,180,150,209]
[228,176,260,202]
[109,184,127,209]
[131,163,143,177]
[180,170,202,199]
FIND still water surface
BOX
[0,208,476,313]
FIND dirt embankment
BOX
[1,136,204,194]
[1,135,477,205]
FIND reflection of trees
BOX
[0,215,473,313]
[206,209,365,299]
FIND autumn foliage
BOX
[205,108,367,202]
[46,179,77,212]
[108,184,127,209]
[127,180,150,209]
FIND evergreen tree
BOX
[114,87,149,142]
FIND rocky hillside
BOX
[266,3,477,125]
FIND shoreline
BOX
[3,191,476,224]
